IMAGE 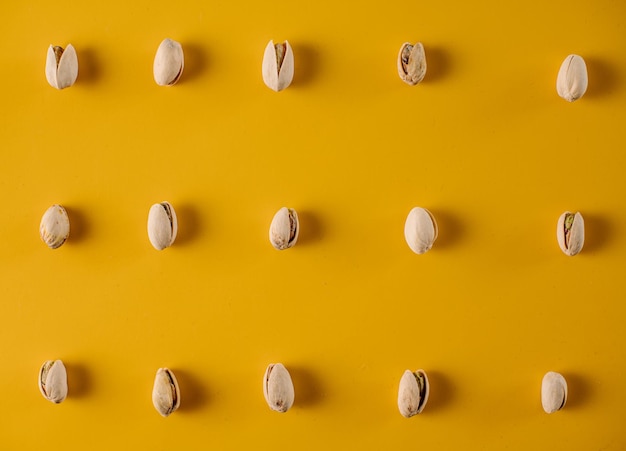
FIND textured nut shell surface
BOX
[262,40,294,92]
[39,360,68,403]
[397,42,426,85]
[556,211,584,256]
[40,204,70,249]
[404,207,438,254]
[263,363,295,412]
[152,368,180,417]
[398,369,429,417]
[153,38,184,86]
[556,54,587,102]
[147,202,178,250]
[269,207,299,250]
[541,371,567,413]
[45,44,78,89]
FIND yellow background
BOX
[1,0,625,449]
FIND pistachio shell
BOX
[147,202,178,250]
[556,211,584,256]
[152,368,180,417]
[262,40,294,92]
[40,204,70,249]
[153,38,184,86]
[39,360,68,404]
[556,54,587,102]
[269,207,299,250]
[541,371,567,413]
[45,44,78,89]
[397,42,426,85]
[404,207,438,254]
[398,369,429,417]
[263,363,294,412]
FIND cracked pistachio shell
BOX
[152,368,180,417]
[398,369,429,417]
[398,42,426,85]
[542,371,567,414]
[556,54,587,102]
[45,44,78,89]
[153,38,184,86]
[263,363,294,413]
[39,360,68,404]
[148,202,178,250]
[404,207,438,254]
[262,40,294,92]
[40,204,70,249]
[269,207,299,250]
[557,211,584,256]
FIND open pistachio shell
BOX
[262,40,294,92]
[152,368,180,417]
[39,360,68,404]
[556,54,587,102]
[263,363,295,412]
[397,42,426,85]
[404,207,438,254]
[556,211,584,256]
[45,44,78,89]
[269,207,299,250]
[398,369,429,417]
[40,204,70,249]
[153,38,184,86]
[147,202,178,250]
[541,371,567,413]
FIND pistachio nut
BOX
[45,44,78,89]
[556,54,587,102]
[147,202,178,250]
[269,207,299,250]
[404,207,438,254]
[152,368,180,417]
[153,38,184,86]
[556,211,584,256]
[262,40,294,92]
[263,363,295,413]
[39,360,68,404]
[40,204,70,249]
[397,42,426,85]
[541,371,567,413]
[398,369,429,417]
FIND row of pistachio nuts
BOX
[45,39,291,91]
[44,40,185,89]
[154,364,297,416]
[38,204,585,255]
[45,41,586,100]
[37,361,566,416]
[37,203,178,251]
[155,364,297,416]
[38,203,289,251]
[404,208,585,256]
[398,370,568,417]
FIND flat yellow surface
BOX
[1,1,625,449]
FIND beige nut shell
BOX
[45,44,78,89]
[398,369,429,417]
[40,204,70,249]
[541,371,567,413]
[263,363,295,412]
[152,368,180,417]
[39,360,68,404]
[404,207,438,254]
[397,42,426,85]
[262,40,294,92]
[153,38,184,86]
